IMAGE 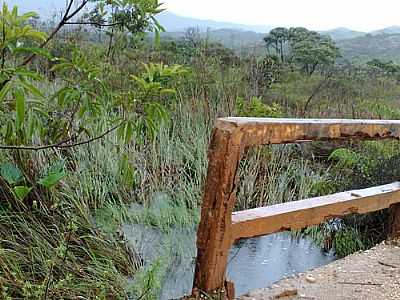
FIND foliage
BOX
[236,96,282,118]
[367,58,400,75]
[117,62,187,142]
[264,27,289,62]
[86,0,165,57]
[261,55,282,88]
[264,27,340,75]
[332,226,369,258]
[0,3,173,299]
[236,145,332,210]
[329,140,400,190]
[89,0,164,33]
[328,148,361,169]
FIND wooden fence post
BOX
[389,203,400,238]
[192,124,242,298]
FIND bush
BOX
[236,96,282,118]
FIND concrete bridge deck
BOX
[239,239,400,300]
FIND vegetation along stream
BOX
[2,0,400,299]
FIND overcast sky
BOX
[4,0,400,31]
[164,0,400,31]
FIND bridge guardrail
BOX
[191,118,400,299]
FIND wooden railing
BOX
[191,118,400,299]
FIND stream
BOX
[122,224,336,299]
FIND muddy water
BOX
[122,224,336,299]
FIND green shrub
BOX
[236,96,282,117]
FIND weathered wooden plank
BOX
[217,118,400,147]
[221,118,400,125]
[231,182,400,242]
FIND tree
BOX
[367,59,400,75]
[264,27,340,75]
[0,0,168,152]
[292,32,340,75]
[264,27,289,63]
[84,0,164,58]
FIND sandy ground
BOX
[238,239,400,300]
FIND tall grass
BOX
[0,146,140,299]
[236,145,332,210]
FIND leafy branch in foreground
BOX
[0,122,123,151]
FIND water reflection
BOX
[123,223,335,299]
[227,232,336,296]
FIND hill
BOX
[320,27,366,40]
[161,28,265,55]
[337,33,400,63]
[371,26,400,35]
[163,28,400,64]
[156,11,271,33]
[201,29,264,50]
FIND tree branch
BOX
[21,0,90,66]
[64,21,123,27]
[0,122,123,151]
[302,72,332,116]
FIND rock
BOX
[273,289,298,299]
[306,274,317,283]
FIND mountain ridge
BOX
[158,12,400,40]
[156,11,272,33]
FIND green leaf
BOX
[125,121,134,144]
[18,79,44,98]
[21,11,38,19]
[117,122,126,141]
[14,89,25,129]
[13,185,32,200]
[13,47,52,59]
[154,29,161,48]
[15,67,44,81]
[0,81,12,102]
[38,169,66,188]
[50,62,73,73]
[160,88,176,95]
[0,163,23,185]
[151,16,165,32]
[24,30,47,42]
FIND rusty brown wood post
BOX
[192,122,243,298]
[389,204,400,238]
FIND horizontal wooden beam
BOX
[217,118,400,147]
[231,182,400,242]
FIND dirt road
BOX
[239,239,400,300]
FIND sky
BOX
[162,0,400,31]
[4,0,400,32]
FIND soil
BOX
[238,239,400,300]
